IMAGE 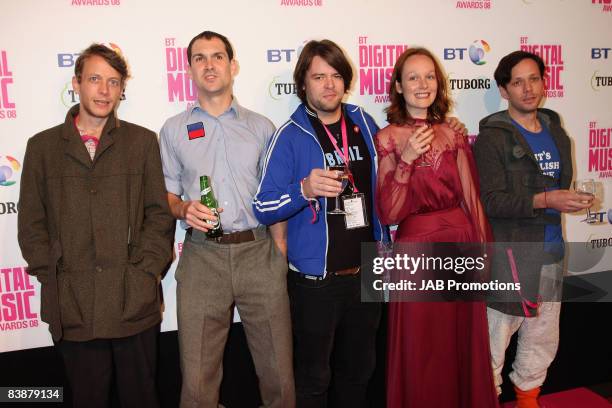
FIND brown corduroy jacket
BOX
[18,105,175,341]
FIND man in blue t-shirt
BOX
[474,51,593,407]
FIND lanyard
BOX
[321,115,359,193]
[506,248,541,317]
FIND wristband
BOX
[300,177,310,200]
[301,177,319,223]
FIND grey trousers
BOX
[176,228,295,408]
[487,262,563,394]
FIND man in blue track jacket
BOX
[253,39,387,408]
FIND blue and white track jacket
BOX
[253,103,389,276]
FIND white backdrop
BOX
[1,0,611,352]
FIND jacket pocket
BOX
[57,274,85,329]
[521,174,547,191]
[122,262,160,322]
[39,281,51,325]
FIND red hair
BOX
[385,47,451,125]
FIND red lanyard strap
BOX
[506,248,541,317]
[321,115,359,193]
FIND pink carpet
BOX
[501,387,612,408]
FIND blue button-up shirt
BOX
[159,98,275,232]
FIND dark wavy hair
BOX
[75,43,129,83]
[385,47,450,125]
[293,40,353,104]
[494,50,545,89]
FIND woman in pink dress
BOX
[375,47,499,407]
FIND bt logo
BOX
[588,209,612,224]
[592,48,611,59]
[0,155,21,187]
[266,41,307,63]
[469,40,490,65]
[57,43,123,68]
[57,53,80,68]
[444,40,490,65]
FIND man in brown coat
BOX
[17,44,174,408]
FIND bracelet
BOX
[300,177,319,223]
[399,158,414,168]
[300,177,309,200]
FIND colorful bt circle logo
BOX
[469,40,491,65]
[0,155,21,186]
[101,42,123,56]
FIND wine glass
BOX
[573,179,596,223]
[327,165,350,215]
[415,122,432,168]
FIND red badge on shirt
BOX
[187,122,205,140]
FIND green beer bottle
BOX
[199,175,223,238]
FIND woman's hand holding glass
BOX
[400,124,435,166]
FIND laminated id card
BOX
[342,193,369,229]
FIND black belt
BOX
[294,267,361,280]
[186,228,256,244]
[334,266,361,276]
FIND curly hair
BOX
[74,43,129,83]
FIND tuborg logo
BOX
[0,155,20,187]
[591,71,612,91]
[269,76,297,100]
[61,81,80,108]
[447,72,491,90]
[589,234,612,250]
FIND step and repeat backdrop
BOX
[1,0,611,352]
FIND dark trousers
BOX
[55,324,159,408]
[288,271,381,408]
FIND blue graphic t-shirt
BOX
[513,120,563,252]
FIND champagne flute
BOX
[573,179,596,223]
[327,165,350,215]
[415,122,432,168]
